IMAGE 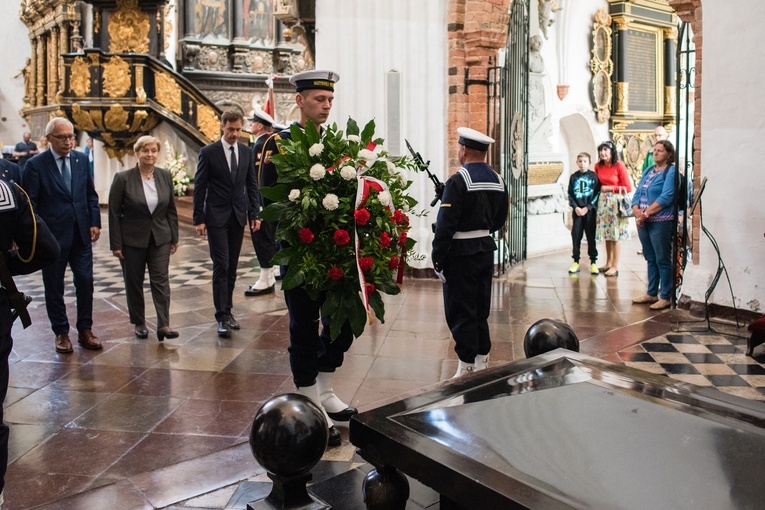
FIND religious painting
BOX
[242,0,275,46]
[192,0,230,40]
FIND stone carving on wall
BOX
[538,0,562,40]
[244,50,274,74]
[69,56,91,97]
[511,112,525,180]
[109,0,150,54]
[102,56,132,97]
[529,35,545,74]
[197,46,229,72]
[155,71,183,114]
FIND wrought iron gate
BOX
[488,0,529,273]
[672,21,695,304]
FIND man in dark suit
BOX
[193,110,261,337]
[22,117,102,353]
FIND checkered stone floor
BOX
[13,253,263,300]
[619,333,765,401]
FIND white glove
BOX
[435,270,446,284]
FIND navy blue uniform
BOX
[432,162,508,363]
[0,180,59,494]
[0,160,21,184]
[263,126,354,387]
[567,170,600,263]
[250,131,277,268]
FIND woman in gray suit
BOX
[109,136,179,341]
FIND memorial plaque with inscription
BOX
[624,29,659,112]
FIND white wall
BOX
[0,10,32,151]
[315,0,447,268]
[679,0,765,313]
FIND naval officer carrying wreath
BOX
[432,128,509,379]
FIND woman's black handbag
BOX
[617,187,633,218]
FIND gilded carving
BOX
[663,27,678,40]
[135,65,147,104]
[590,8,613,124]
[615,82,629,113]
[197,104,221,142]
[69,56,91,97]
[71,103,96,131]
[130,109,149,132]
[104,104,130,131]
[613,18,630,31]
[109,0,150,54]
[155,71,183,115]
[664,86,676,116]
[102,56,132,97]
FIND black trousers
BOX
[283,282,354,387]
[571,210,597,263]
[251,220,277,268]
[207,214,245,322]
[442,251,493,363]
[121,236,172,329]
[0,296,13,493]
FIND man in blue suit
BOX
[193,110,261,337]
[22,117,102,353]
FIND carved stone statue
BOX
[539,0,562,40]
[529,35,545,73]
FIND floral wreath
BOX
[260,118,418,340]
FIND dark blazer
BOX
[108,166,179,251]
[193,141,260,228]
[21,149,101,249]
[0,159,22,184]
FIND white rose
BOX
[347,134,361,143]
[309,164,326,180]
[288,189,301,201]
[340,165,356,181]
[386,161,396,174]
[398,172,407,185]
[322,193,339,210]
[309,143,324,157]
[378,191,392,207]
[402,202,410,212]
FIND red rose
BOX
[299,228,315,244]
[402,214,410,227]
[366,283,376,294]
[379,232,391,248]
[354,208,371,225]
[333,229,351,246]
[327,267,344,280]
[398,231,408,246]
[388,255,399,269]
[359,256,374,272]
[392,209,404,225]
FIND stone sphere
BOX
[249,393,328,478]
[523,318,580,358]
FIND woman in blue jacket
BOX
[631,140,677,310]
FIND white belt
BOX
[453,229,490,239]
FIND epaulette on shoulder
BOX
[0,179,18,212]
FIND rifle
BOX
[405,139,445,207]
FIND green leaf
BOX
[346,118,359,136]
[376,277,401,295]
[270,246,296,265]
[369,291,386,323]
[343,286,366,338]
[281,265,305,291]
[361,119,376,144]
[259,201,292,222]
[305,120,321,144]
[260,184,289,202]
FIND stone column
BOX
[184,0,196,37]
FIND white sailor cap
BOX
[289,70,340,92]
[457,127,494,151]
[272,122,288,131]
[249,109,274,127]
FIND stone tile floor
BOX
[4,217,761,509]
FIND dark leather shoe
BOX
[77,330,102,350]
[327,406,358,422]
[227,315,240,330]
[327,426,342,447]
[157,327,179,342]
[55,334,73,353]
[244,285,274,297]
[217,321,231,338]
[134,324,149,339]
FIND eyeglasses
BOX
[49,134,76,141]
